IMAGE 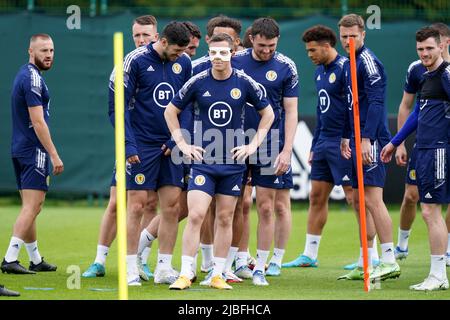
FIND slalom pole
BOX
[349,37,370,292]
[113,32,128,300]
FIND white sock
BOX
[380,242,396,264]
[192,253,198,275]
[180,255,195,278]
[200,243,214,268]
[156,253,172,270]
[141,247,151,264]
[372,236,380,261]
[270,248,285,267]
[211,257,226,278]
[138,229,155,256]
[126,254,138,277]
[224,246,239,272]
[235,251,248,269]
[254,249,270,273]
[25,241,42,265]
[94,245,109,265]
[430,255,447,280]
[357,247,373,267]
[4,236,24,263]
[397,228,411,251]
[447,234,450,255]
[303,234,321,260]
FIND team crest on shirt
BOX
[46,176,50,186]
[266,70,277,81]
[409,169,416,181]
[194,175,206,186]
[329,72,336,83]
[172,63,182,74]
[230,88,241,100]
[135,173,146,185]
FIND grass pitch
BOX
[0,201,449,300]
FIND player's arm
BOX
[28,106,63,175]
[360,63,385,165]
[233,105,274,161]
[108,60,139,163]
[381,102,419,163]
[394,91,415,166]
[164,102,204,161]
[274,97,298,175]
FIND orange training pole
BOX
[349,37,370,292]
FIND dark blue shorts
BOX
[416,147,449,204]
[126,144,184,191]
[351,140,386,189]
[188,164,244,197]
[250,164,293,189]
[12,147,50,191]
[405,144,418,186]
[310,139,352,186]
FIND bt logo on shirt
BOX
[208,101,233,127]
[153,82,175,108]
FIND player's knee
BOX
[129,200,146,216]
[309,190,325,207]
[188,210,205,226]
[257,200,273,218]
[216,213,233,228]
[275,201,289,218]
[403,189,419,206]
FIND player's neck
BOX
[324,50,338,66]
[152,41,165,60]
[427,56,444,72]
[443,50,450,63]
[211,67,232,80]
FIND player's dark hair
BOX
[183,21,202,40]
[209,33,234,48]
[302,25,337,47]
[206,15,242,38]
[338,14,365,31]
[133,15,157,27]
[242,26,253,48]
[251,17,280,39]
[161,21,191,47]
[416,26,441,44]
[430,22,450,38]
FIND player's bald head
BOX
[30,34,52,47]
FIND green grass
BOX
[0,203,449,300]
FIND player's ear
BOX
[154,33,159,41]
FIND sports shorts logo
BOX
[208,101,233,127]
[194,175,206,186]
[329,72,336,83]
[135,173,146,185]
[153,82,175,108]
[266,70,277,81]
[230,88,241,100]
[172,63,182,74]
[409,169,416,181]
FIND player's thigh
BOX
[187,190,213,223]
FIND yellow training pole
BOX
[113,32,128,300]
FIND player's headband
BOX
[209,46,232,62]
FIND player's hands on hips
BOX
[274,149,291,176]
[50,154,64,175]
[380,142,395,163]
[394,143,408,166]
[178,142,204,161]
[231,143,257,162]
[161,144,171,156]
[361,138,372,165]
[308,151,314,166]
[127,155,140,164]
[340,138,351,160]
